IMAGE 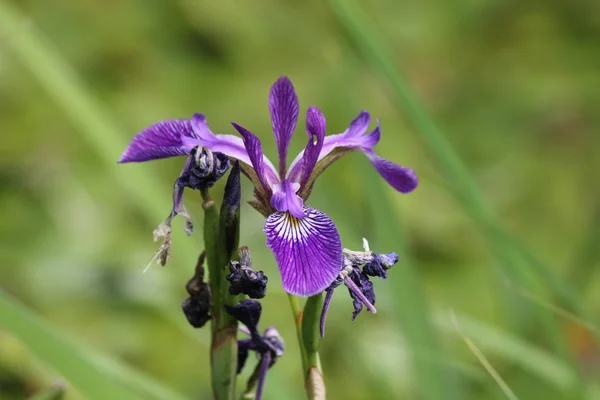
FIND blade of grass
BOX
[329,2,590,389]
[450,311,519,400]
[0,289,189,400]
[27,383,66,400]
[0,1,181,232]
[86,351,190,400]
[434,310,579,391]
[565,201,600,296]
[359,175,460,400]
[328,0,588,324]
[0,289,139,400]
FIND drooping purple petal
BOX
[270,180,305,218]
[264,207,342,296]
[119,119,197,163]
[347,267,376,320]
[346,270,376,319]
[300,106,326,187]
[255,351,272,400]
[231,123,277,193]
[169,155,194,220]
[269,76,299,177]
[365,150,418,193]
[320,288,335,338]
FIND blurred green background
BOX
[1,0,600,399]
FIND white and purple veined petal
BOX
[269,76,299,177]
[119,114,280,186]
[264,207,342,296]
[119,119,198,163]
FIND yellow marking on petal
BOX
[286,212,301,230]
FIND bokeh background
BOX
[2,0,600,399]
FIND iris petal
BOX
[300,106,326,187]
[287,113,418,197]
[231,123,280,193]
[344,110,371,138]
[365,150,418,194]
[119,119,196,163]
[269,76,299,176]
[264,208,342,296]
[270,180,305,218]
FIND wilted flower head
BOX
[320,239,399,337]
[182,252,212,328]
[225,300,284,400]
[119,76,417,295]
[226,247,268,299]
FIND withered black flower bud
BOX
[226,247,268,299]
[182,252,212,328]
[182,297,211,328]
[362,252,399,279]
[178,146,230,190]
[320,240,400,337]
[225,300,284,400]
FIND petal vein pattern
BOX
[119,119,196,163]
[264,208,341,296]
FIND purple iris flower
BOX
[119,76,418,296]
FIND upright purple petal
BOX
[300,106,326,187]
[269,76,299,177]
[287,112,380,179]
[232,123,275,193]
[287,113,418,195]
[264,207,342,296]
[365,150,418,193]
[119,119,197,163]
[344,110,370,138]
[189,113,214,140]
[270,180,305,218]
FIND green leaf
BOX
[328,0,588,323]
[27,383,66,400]
[0,289,188,400]
[434,310,575,390]
[328,0,591,389]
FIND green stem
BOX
[301,293,326,400]
[302,294,323,372]
[287,293,308,372]
[203,192,237,400]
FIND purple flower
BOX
[225,300,284,400]
[119,76,418,296]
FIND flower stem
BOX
[301,293,326,400]
[287,293,308,373]
[203,191,238,400]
